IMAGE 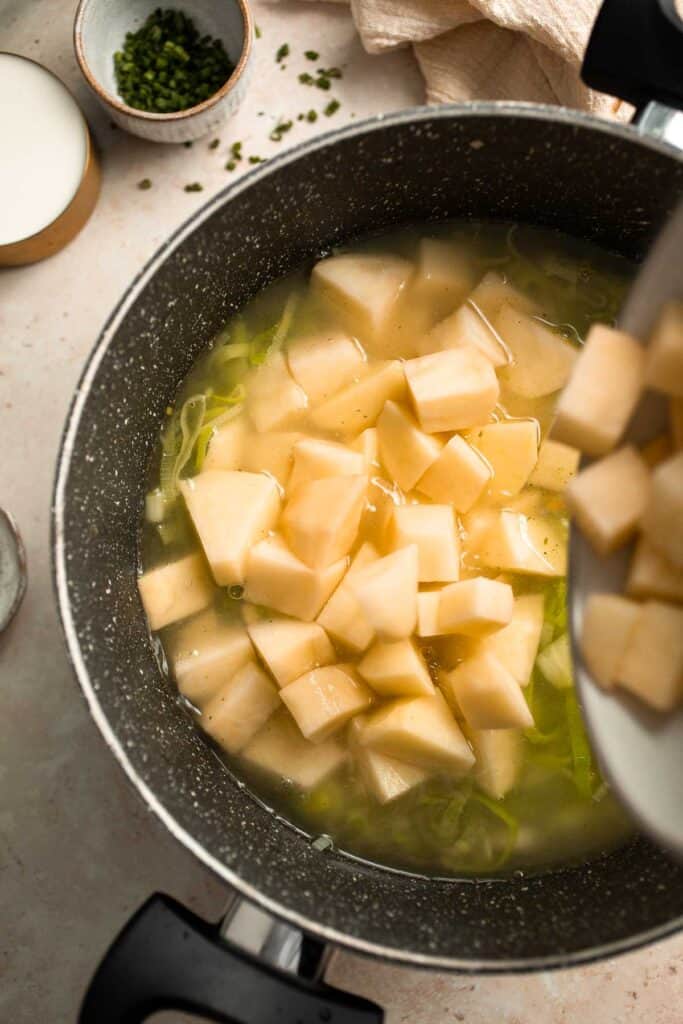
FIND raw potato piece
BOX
[138,553,214,631]
[348,545,419,640]
[580,594,640,689]
[240,431,305,487]
[468,509,566,577]
[358,638,435,697]
[242,709,346,789]
[551,324,645,456]
[443,652,534,729]
[417,434,491,512]
[438,577,514,637]
[180,470,281,586]
[470,728,522,799]
[467,420,539,498]
[404,347,499,433]
[311,360,406,436]
[641,452,683,568]
[428,302,509,368]
[376,401,442,491]
[245,536,347,621]
[202,417,247,473]
[641,434,672,469]
[174,621,253,706]
[286,330,366,403]
[247,351,308,433]
[416,589,444,638]
[413,238,475,313]
[530,439,579,492]
[462,593,544,686]
[280,664,373,742]
[312,253,413,338]
[467,271,538,321]
[360,691,475,773]
[626,538,683,603]
[282,474,367,568]
[565,446,650,556]
[496,305,578,398]
[316,542,379,653]
[288,439,366,493]
[247,616,335,687]
[202,662,280,754]
[644,301,683,398]
[352,428,379,468]
[617,601,683,711]
[391,504,460,583]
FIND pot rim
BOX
[52,101,683,973]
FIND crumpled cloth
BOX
[287,0,628,118]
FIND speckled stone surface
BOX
[2,1,683,1021]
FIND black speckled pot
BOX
[54,106,683,973]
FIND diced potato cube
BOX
[358,638,435,697]
[468,271,538,321]
[247,351,308,433]
[580,593,640,690]
[351,427,379,468]
[644,301,683,398]
[536,634,572,689]
[247,615,335,687]
[626,537,683,603]
[312,253,413,339]
[245,535,347,621]
[180,470,281,586]
[470,728,522,799]
[672,398,683,450]
[350,716,429,803]
[468,509,566,577]
[347,545,419,640]
[496,305,578,398]
[641,452,683,568]
[240,431,305,487]
[286,329,366,403]
[280,664,373,742]
[391,504,460,583]
[202,417,247,473]
[442,651,534,729]
[461,593,544,686]
[288,438,366,493]
[202,661,280,753]
[361,477,402,550]
[360,691,475,772]
[376,401,443,491]
[429,301,509,368]
[242,709,346,788]
[174,620,253,707]
[413,238,475,315]
[529,438,579,491]
[616,601,683,711]
[311,360,406,436]
[416,589,444,638]
[565,446,650,556]
[641,433,672,469]
[282,474,367,568]
[404,347,500,433]
[467,420,539,499]
[417,434,491,512]
[317,542,378,653]
[438,577,514,637]
[550,324,645,456]
[138,552,214,631]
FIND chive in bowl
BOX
[74,0,253,143]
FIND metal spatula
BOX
[570,202,683,860]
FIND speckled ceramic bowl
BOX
[74,0,253,143]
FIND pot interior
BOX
[55,106,683,969]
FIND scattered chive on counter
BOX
[324,99,340,116]
[269,119,293,142]
[305,50,319,60]
[209,138,220,149]
[255,25,262,39]
[248,155,264,164]
[137,178,153,190]
[184,182,203,192]
[275,43,289,63]
[113,8,234,114]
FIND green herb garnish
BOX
[209,138,220,149]
[255,25,262,39]
[324,99,340,116]
[304,50,319,61]
[230,141,243,159]
[275,43,289,62]
[269,119,293,142]
[113,8,234,114]
[184,182,203,192]
[137,178,153,190]
[225,161,236,171]
[298,72,314,85]
[306,109,317,122]
[248,155,263,164]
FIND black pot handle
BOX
[582,0,683,112]
[79,894,384,1024]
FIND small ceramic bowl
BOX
[74,0,253,143]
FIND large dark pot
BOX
[54,2,683,1021]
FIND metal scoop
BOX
[570,202,683,860]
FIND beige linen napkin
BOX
[290,0,627,117]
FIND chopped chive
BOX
[324,99,340,116]
[225,160,236,171]
[269,119,293,142]
[209,138,220,149]
[248,155,263,164]
[255,24,262,39]
[306,109,317,122]
[184,182,203,192]
[230,141,243,159]
[315,76,331,91]
[183,140,193,148]
[137,177,153,190]
[304,50,319,61]
[275,43,289,62]
[298,71,314,85]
